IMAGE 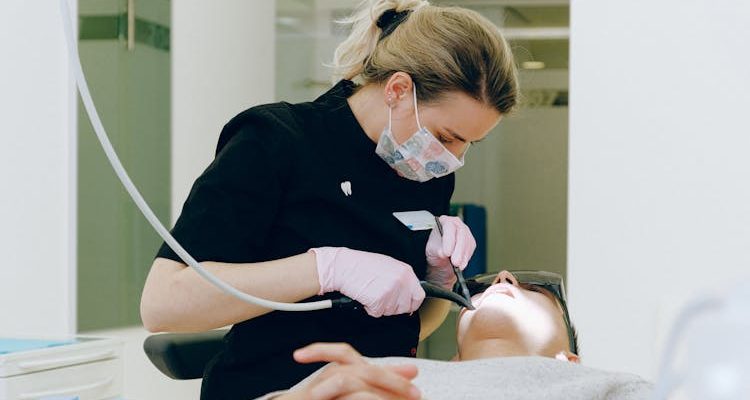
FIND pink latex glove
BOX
[309,247,426,318]
[425,216,477,289]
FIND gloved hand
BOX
[309,247,426,318]
[425,216,477,289]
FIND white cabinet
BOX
[0,337,123,400]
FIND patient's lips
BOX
[470,283,517,308]
[484,283,516,299]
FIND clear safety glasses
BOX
[465,270,577,355]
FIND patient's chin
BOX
[459,300,520,339]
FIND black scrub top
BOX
[156,79,454,400]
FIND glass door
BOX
[77,0,171,331]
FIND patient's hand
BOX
[277,343,422,400]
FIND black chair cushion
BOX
[143,330,228,380]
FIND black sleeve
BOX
[156,111,290,264]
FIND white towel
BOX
[256,355,652,399]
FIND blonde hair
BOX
[332,0,518,114]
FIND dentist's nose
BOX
[493,270,519,286]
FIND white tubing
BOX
[59,0,332,312]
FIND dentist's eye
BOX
[438,134,454,144]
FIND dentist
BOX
[140,0,518,398]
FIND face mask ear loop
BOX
[459,142,471,162]
[412,84,423,131]
[388,101,393,132]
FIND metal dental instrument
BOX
[335,281,475,311]
[434,216,474,309]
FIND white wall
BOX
[568,0,750,379]
[0,1,77,336]
[171,0,276,220]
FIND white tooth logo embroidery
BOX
[340,181,352,196]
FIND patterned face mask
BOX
[375,84,466,182]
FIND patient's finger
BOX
[336,393,382,400]
[358,364,420,398]
[293,342,366,365]
[308,371,365,400]
[314,384,402,400]
[383,364,418,380]
[324,385,406,400]
[309,367,419,400]
[310,364,419,400]
[309,371,384,400]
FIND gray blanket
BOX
[257,356,653,399]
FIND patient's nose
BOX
[493,270,519,286]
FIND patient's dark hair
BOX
[549,295,579,355]
[570,323,580,356]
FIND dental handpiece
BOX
[434,216,474,308]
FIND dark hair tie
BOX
[376,9,412,40]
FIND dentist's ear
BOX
[555,351,580,364]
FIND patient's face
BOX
[457,270,570,358]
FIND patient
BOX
[257,270,651,400]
